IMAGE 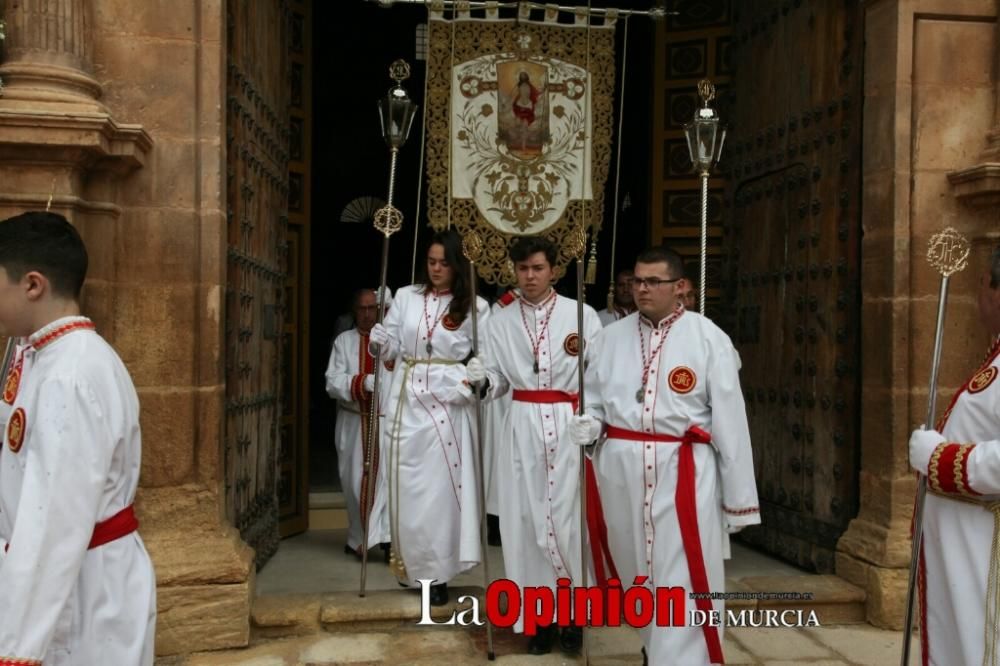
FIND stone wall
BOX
[837,0,1000,629]
[0,0,252,656]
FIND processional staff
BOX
[900,227,970,665]
[360,60,418,598]
[461,230,496,661]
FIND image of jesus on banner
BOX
[498,60,549,158]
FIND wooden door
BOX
[224,0,291,567]
[723,0,863,572]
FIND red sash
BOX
[88,504,139,549]
[604,424,724,665]
[4,504,137,553]
[510,389,621,590]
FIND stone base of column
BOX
[139,484,256,656]
[836,521,912,629]
[0,61,107,114]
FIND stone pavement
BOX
[157,622,918,665]
[154,529,917,664]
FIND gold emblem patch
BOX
[969,366,998,394]
[563,333,580,356]
[2,365,20,405]
[7,407,25,453]
[442,314,461,331]
[668,366,697,394]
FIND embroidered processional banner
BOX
[425,3,617,283]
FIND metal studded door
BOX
[723,1,862,573]
[225,0,290,567]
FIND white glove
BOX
[363,374,375,393]
[569,415,601,446]
[369,323,390,347]
[466,356,486,386]
[910,427,946,475]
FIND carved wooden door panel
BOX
[225,0,290,567]
[723,0,862,572]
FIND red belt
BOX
[511,389,578,407]
[4,504,137,554]
[89,504,139,549]
[510,390,622,595]
[602,425,723,664]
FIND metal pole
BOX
[367,0,671,19]
[699,171,708,315]
[900,275,950,665]
[575,254,590,666]
[360,148,400,597]
[466,248,496,660]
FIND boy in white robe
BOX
[0,211,156,665]
[467,237,602,654]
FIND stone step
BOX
[250,574,866,642]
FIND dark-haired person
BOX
[908,246,1000,665]
[0,211,156,664]
[569,246,758,666]
[325,287,392,561]
[597,268,635,326]
[368,228,489,606]
[467,236,602,655]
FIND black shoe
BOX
[487,513,502,547]
[559,626,582,654]
[429,582,449,606]
[343,544,361,559]
[641,646,648,666]
[380,542,391,564]
[527,625,556,655]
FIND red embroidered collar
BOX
[638,303,686,330]
[29,316,95,351]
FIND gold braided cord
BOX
[425,18,616,284]
[927,442,947,493]
[985,502,1000,666]
[952,443,977,497]
[387,356,463,582]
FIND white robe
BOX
[378,285,488,585]
[585,311,759,665]
[0,316,156,665]
[483,291,602,632]
[482,293,517,516]
[325,327,389,550]
[919,338,1000,666]
[597,305,632,328]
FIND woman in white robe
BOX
[369,229,488,605]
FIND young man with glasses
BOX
[569,245,759,665]
[466,236,603,655]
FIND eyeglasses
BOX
[631,277,681,289]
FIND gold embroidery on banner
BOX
[426,19,616,285]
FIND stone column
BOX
[839,0,999,630]
[947,0,1000,205]
[0,0,104,112]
